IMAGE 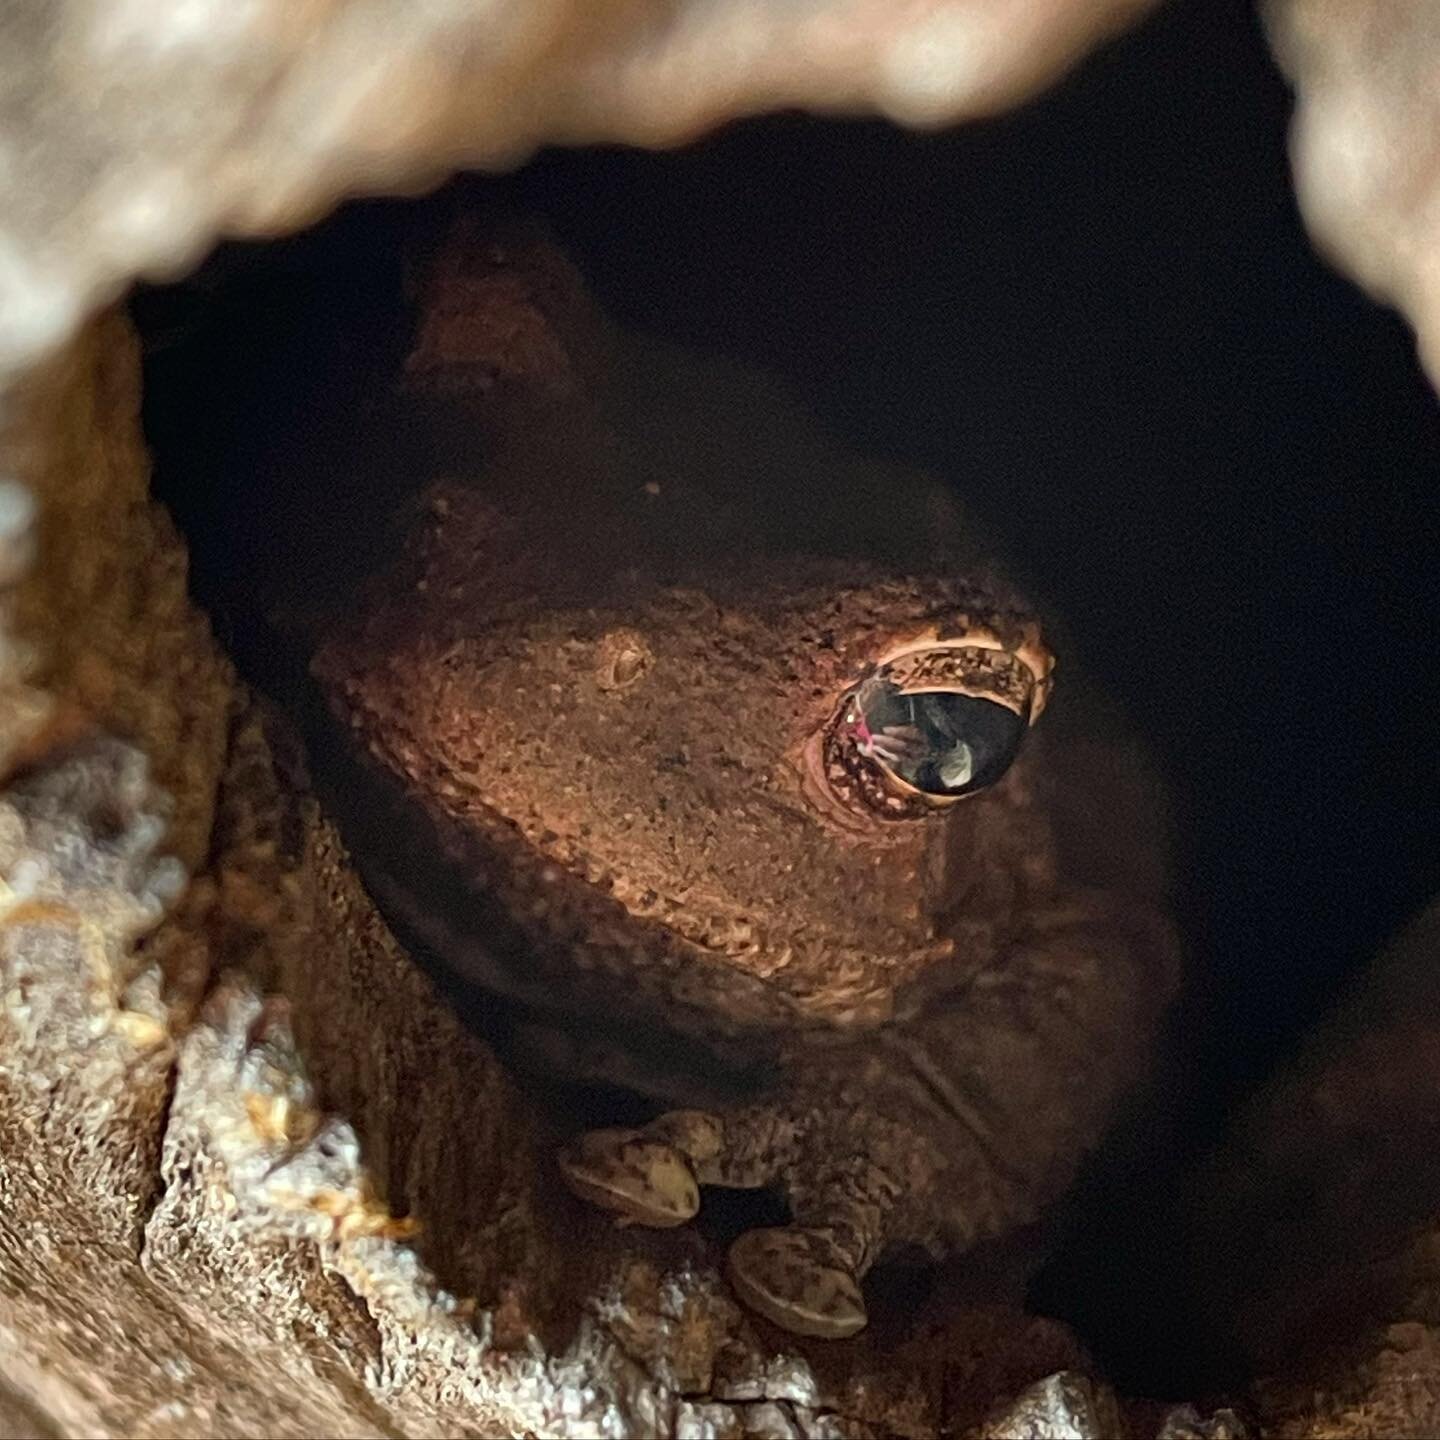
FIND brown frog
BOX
[309,216,1179,1340]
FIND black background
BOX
[138,0,1440,1394]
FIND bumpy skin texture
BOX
[311,216,1179,1338]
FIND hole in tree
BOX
[132,0,1440,1399]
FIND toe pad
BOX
[557,1128,700,1227]
[727,1227,867,1339]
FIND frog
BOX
[307,211,1180,1341]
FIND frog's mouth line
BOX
[800,630,1053,827]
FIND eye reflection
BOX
[841,673,1026,798]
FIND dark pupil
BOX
[855,681,1025,796]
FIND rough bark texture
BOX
[1186,899,1440,1440]
[1265,0,1440,388]
[0,0,1157,386]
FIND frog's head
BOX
[315,482,1057,1037]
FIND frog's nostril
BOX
[612,649,645,685]
[596,628,653,690]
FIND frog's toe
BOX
[726,1226,868,1339]
[557,1127,700,1228]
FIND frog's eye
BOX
[814,633,1053,822]
[845,685,1025,797]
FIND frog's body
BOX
[311,214,1179,1338]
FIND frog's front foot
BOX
[558,1104,888,1339]
[557,1124,703,1228]
[725,1226,868,1339]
